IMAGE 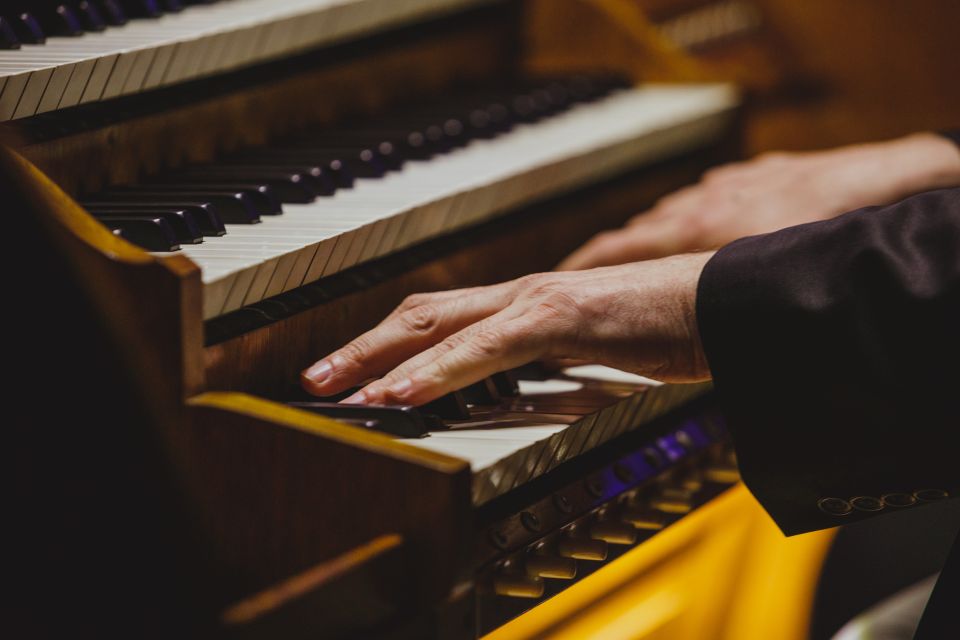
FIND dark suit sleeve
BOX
[697,188,960,535]
[941,130,960,148]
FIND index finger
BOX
[356,308,553,407]
[300,283,512,396]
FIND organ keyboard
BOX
[0,0,499,119]
[5,1,751,638]
[90,79,735,317]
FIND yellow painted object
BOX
[484,485,835,640]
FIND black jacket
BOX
[697,172,960,633]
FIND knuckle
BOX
[517,272,548,289]
[592,230,622,248]
[683,211,715,239]
[338,339,370,367]
[470,329,506,359]
[702,166,732,183]
[398,292,430,312]
[436,332,467,355]
[401,304,439,334]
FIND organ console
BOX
[3,1,833,638]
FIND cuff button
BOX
[851,496,884,512]
[818,497,853,516]
[882,493,917,508]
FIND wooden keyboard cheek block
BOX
[2,145,471,618]
[184,392,472,609]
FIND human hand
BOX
[559,133,960,270]
[301,252,713,406]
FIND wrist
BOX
[877,132,960,196]
[673,251,715,381]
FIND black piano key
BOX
[92,0,126,25]
[74,1,107,31]
[119,0,162,18]
[329,127,433,160]
[508,93,545,123]
[230,150,357,187]
[421,391,471,421]
[288,402,433,438]
[95,191,260,224]
[81,201,226,236]
[121,184,280,216]
[395,114,468,148]
[418,111,509,141]
[369,119,455,154]
[154,169,317,203]
[292,135,405,170]
[461,378,501,406]
[159,0,182,11]
[98,216,180,251]
[87,208,203,244]
[11,12,45,44]
[137,183,282,215]
[0,16,20,48]
[36,4,85,36]
[509,362,551,381]
[270,147,387,179]
[292,141,404,172]
[211,161,338,196]
[490,371,520,397]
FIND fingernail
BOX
[387,378,412,399]
[303,360,333,383]
[341,390,367,405]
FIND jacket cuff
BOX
[940,130,960,149]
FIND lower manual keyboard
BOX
[289,365,710,505]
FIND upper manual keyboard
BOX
[0,0,496,120]
[77,78,738,318]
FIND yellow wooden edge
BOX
[188,391,470,474]
[584,0,708,82]
[222,532,404,625]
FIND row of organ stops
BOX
[78,75,628,252]
[0,0,219,47]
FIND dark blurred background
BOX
[526,0,960,153]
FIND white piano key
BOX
[517,380,584,395]
[58,58,96,108]
[284,243,323,291]
[37,63,74,114]
[198,32,230,77]
[122,47,158,94]
[13,68,55,119]
[245,259,280,306]
[101,51,138,100]
[0,72,28,120]
[222,264,261,314]
[79,54,119,104]
[563,365,664,387]
[303,237,340,283]
[142,43,177,90]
